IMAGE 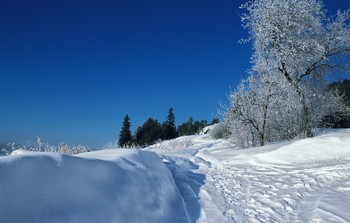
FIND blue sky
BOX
[0,0,348,148]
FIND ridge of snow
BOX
[0,149,188,223]
[252,130,350,166]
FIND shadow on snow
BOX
[161,155,206,223]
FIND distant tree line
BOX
[118,108,219,147]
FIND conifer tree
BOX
[161,108,178,140]
[137,118,161,146]
[178,117,208,136]
[118,115,132,147]
[135,126,144,146]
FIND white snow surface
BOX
[146,129,350,222]
[1,129,350,222]
[0,149,188,223]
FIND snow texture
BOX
[147,128,350,222]
[0,149,188,223]
[1,128,350,222]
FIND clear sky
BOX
[0,0,348,148]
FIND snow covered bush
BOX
[6,137,92,155]
[103,140,142,150]
[207,123,228,139]
[146,136,194,153]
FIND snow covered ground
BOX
[146,129,350,222]
[0,149,188,223]
[1,128,350,222]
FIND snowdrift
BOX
[0,149,188,223]
[180,129,350,222]
[253,129,350,166]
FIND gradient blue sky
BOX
[0,0,348,148]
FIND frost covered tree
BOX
[118,115,133,147]
[225,70,298,147]
[225,66,343,148]
[36,136,44,152]
[240,0,349,138]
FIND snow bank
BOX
[0,149,188,223]
[139,129,350,222]
[191,129,350,222]
[146,134,220,156]
[253,129,350,165]
[200,123,226,139]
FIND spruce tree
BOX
[163,108,178,140]
[118,115,132,147]
[135,126,144,146]
[139,118,161,145]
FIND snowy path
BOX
[147,130,350,223]
[196,152,350,222]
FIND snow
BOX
[253,134,350,165]
[146,128,350,222]
[1,129,350,222]
[0,149,188,223]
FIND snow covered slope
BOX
[0,149,188,223]
[148,129,350,222]
[1,129,350,223]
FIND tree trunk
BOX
[259,132,265,146]
[279,62,313,138]
[299,91,313,138]
[260,102,269,146]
